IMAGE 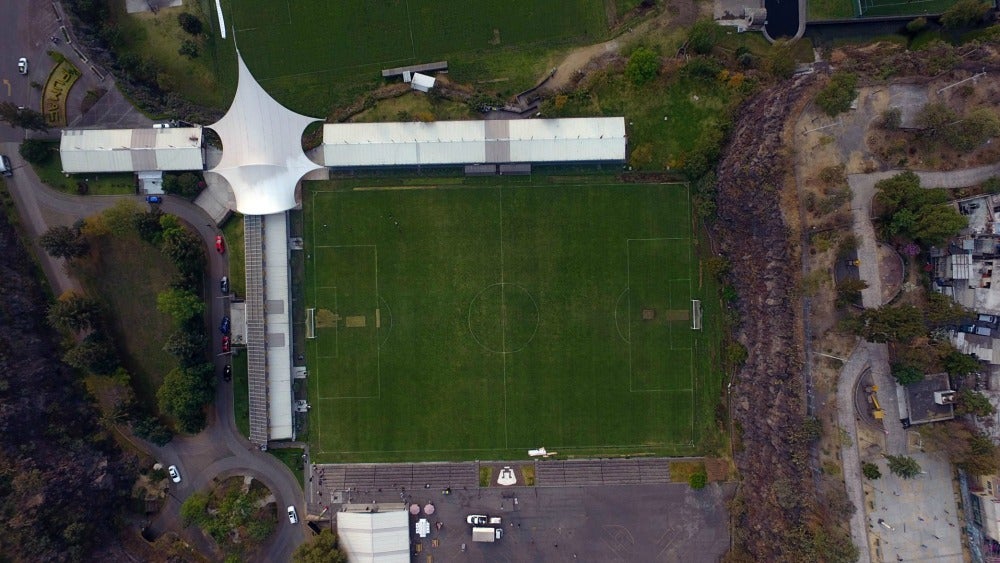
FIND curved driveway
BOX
[0,141,306,560]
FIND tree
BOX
[922,421,1000,475]
[912,204,967,246]
[47,292,102,332]
[925,292,973,328]
[131,415,173,446]
[943,348,981,377]
[39,225,89,259]
[63,334,119,375]
[689,471,708,490]
[815,72,858,117]
[177,13,203,35]
[102,199,141,237]
[135,209,164,244]
[956,389,996,418]
[163,172,204,199]
[156,288,205,324]
[945,107,1000,151]
[180,492,210,526]
[158,363,214,433]
[891,362,924,385]
[19,139,51,163]
[861,462,881,480]
[835,278,868,309]
[163,328,207,366]
[885,454,921,479]
[160,219,205,276]
[0,102,49,131]
[688,20,720,55]
[293,530,348,563]
[906,16,928,34]
[850,304,925,343]
[940,0,989,28]
[625,47,660,86]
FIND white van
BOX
[0,154,12,177]
[472,527,502,543]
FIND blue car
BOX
[146,195,162,204]
[219,316,231,335]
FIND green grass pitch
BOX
[305,179,720,462]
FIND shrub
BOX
[19,139,51,163]
[625,47,660,86]
[688,20,720,55]
[177,13,203,35]
[862,462,882,479]
[941,0,989,28]
[689,471,708,490]
[178,40,199,59]
[881,107,902,129]
[906,17,928,34]
[815,73,858,117]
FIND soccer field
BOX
[304,180,720,462]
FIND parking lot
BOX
[329,481,732,562]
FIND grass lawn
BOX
[112,0,235,110]
[223,0,607,115]
[221,214,246,297]
[304,177,724,462]
[28,143,136,195]
[351,92,474,123]
[71,234,179,414]
[268,447,305,485]
[232,351,250,438]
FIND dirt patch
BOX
[878,243,904,304]
[345,315,366,328]
[315,309,339,328]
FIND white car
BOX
[168,465,181,483]
[287,506,298,524]
[17,58,27,75]
[466,514,487,526]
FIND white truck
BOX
[472,527,502,543]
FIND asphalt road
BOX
[0,1,306,557]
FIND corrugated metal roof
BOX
[59,127,204,173]
[323,117,626,167]
[337,510,410,563]
[263,213,293,440]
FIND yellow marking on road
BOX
[2,79,10,96]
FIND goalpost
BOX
[306,308,316,339]
[691,300,702,331]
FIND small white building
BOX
[410,72,436,93]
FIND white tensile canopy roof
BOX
[208,54,321,215]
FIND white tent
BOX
[337,510,410,563]
[207,54,322,215]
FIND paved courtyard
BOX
[320,481,732,562]
[865,453,962,563]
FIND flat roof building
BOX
[337,507,410,563]
[322,117,627,168]
[60,127,204,173]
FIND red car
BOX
[221,335,231,353]
[215,235,225,254]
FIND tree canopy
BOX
[849,304,925,343]
[687,20,720,55]
[63,333,119,375]
[625,47,660,86]
[293,530,348,563]
[885,454,921,479]
[815,72,858,117]
[956,389,996,418]
[861,462,881,480]
[19,139,51,163]
[940,0,990,28]
[890,362,924,385]
[156,287,205,324]
[157,363,214,433]
[0,102,49,131]
[874,172,966,246]
[39,225,89,259]
[47,292,103,332]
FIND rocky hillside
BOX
[0,210,135,561]
[715,74,855,561]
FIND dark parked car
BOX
[220,276,230,295]
[219,316,231,335]
[222,364,232,382]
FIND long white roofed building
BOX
[322,117,626,168]
[59,127,204,173]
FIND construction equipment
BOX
[865,385,884,420]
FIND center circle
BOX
[468,283,539,354]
